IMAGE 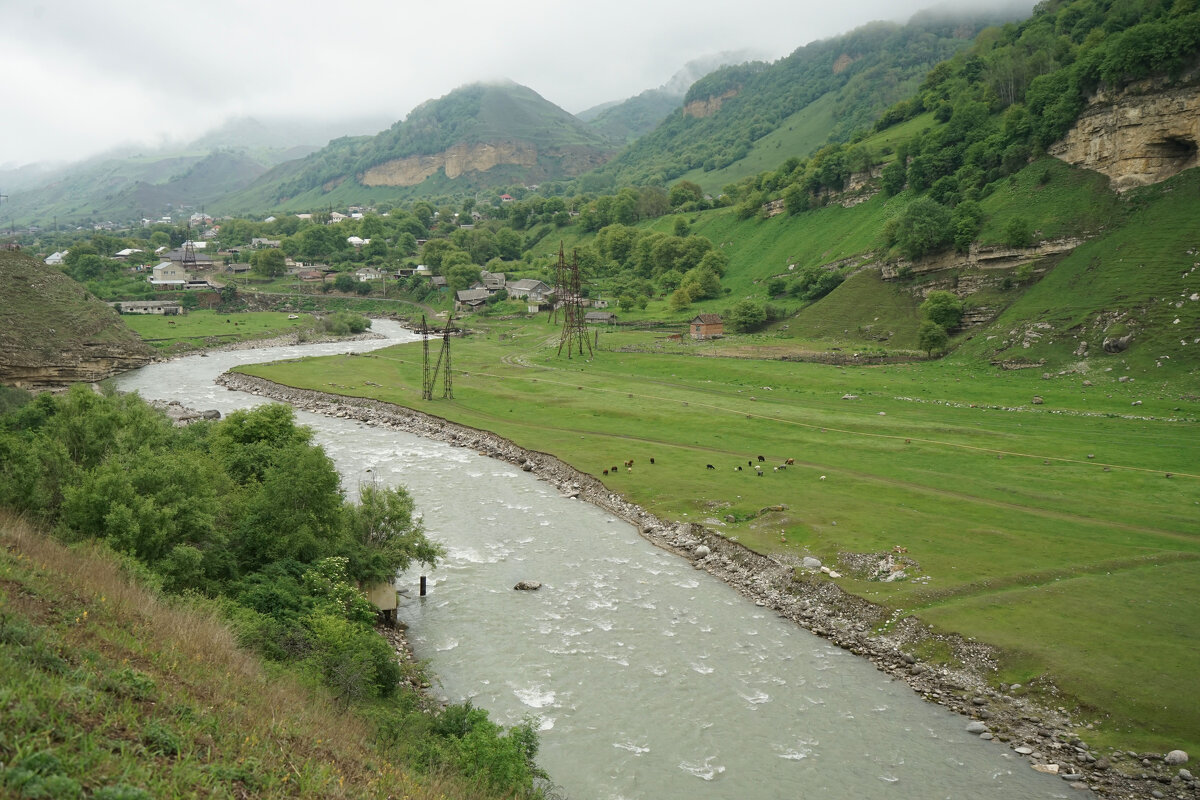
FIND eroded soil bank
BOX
[217,370,1194,800]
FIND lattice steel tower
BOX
[553,244,592,359]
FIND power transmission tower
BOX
[420,315,454,400]
[554,244,592,359]
[181,222,198,272]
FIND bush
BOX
[1002,217,1034,248]
[891,197,953,261]
[920,290,964,330]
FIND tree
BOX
[726,299,767,332]
[354,281,372,295]
[1002,217,1034,248]
[669,180,703,208]
[880,160,907,196]
[951,200,985,253]
[345,482,444,585]
[892,197,953,260]
[918,320,949,356]
[446,262,480,293]
[920,290,964,330]
[333,273,356,293]
[253,248,287,277]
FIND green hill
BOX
[221,82,619,212]
[589,9,1017,190]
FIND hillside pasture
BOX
[122,310,320,351]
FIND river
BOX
[116,320,1083,800]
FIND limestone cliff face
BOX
[361,141,538,187]
[360,140,609,187]
[683,89,738,119]
[1049,82,1200,191]
[881,238,1084,280]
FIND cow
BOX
[706,464,715,470]
[649,457,655,465]
[603,469,609,476]
[757,455,765,462]
[784,458,794,465]
[611,466,619,474]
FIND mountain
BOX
[218,81,620,212]
[3,114,391,228]
[580,51,759,144]
[591,9,1024,191]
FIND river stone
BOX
[965,721,989,734]
[1032,396,1044,405]
[202,409,221,420]
[802,556,822,569]
[694,544,711,559]
[1165,750,1189,765]
[1179,768,1193,780]
[513,581,541,591]
[1015,746,1034,755]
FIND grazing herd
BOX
[604,455,803,478]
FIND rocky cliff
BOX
[0,251,153,389]
[360,140,609,187]
[1049,81,1200,191]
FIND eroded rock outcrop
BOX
[1049,82,1200,191]
[361,141,539,187]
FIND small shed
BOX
[690,313,724,340]
[585,311,617,325]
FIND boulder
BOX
[1165,750,1189,765]
[802,556,822,569]
[694,544,711,559]
[513,581,541,591]
[966,721,989,734]
[1104,335,1133,353]
[1031,396,1044,405]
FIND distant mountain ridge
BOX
[219,82,621,211]
[594,8,1024,189]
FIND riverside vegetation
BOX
[0,387,548,798]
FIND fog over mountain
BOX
[0,0,1034,168]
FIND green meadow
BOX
[238,316,1200,754]
[122,310,320,352]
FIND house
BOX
[690,313,724,339]
[455,288,490,312]
[113,248,142,259]
[263,216,277,223]
[479,270,506,292]
[251,237,281,249]
[329,211,348,223]
[585,311,617,325]
[430,275,448,291]
[297,269,325,282]
[347,236,370,248]
[355,267,384,282]
[149,262,188,288]
[591,298,610,309]
[109,300,182,315]
[415,264,432,275]
[166,248,213,267]
[499,194,514,203]
[44,250,67,266]
[225,263,252,274]
[507,278,552,303]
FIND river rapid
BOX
[116,321,1083,800]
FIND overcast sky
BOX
[1,0,1032,168]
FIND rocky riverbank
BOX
[216,370,1195,800]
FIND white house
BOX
[355,267,384,282]
[149,262,188,288]
[44,250,68,266]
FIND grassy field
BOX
[121,310,323,352]
[238,316,1200,754]
[0,512,497,800]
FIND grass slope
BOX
[239,319,1200,753]
[0,512,492,800]
[0,252,151,374]
[121,310,324,353]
